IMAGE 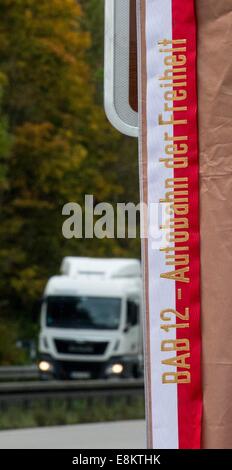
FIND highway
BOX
[0,420,146,449]
[0,367,146,448]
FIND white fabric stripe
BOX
[145,0,179,449]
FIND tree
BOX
[0,73,11,193]
[79,0,140,233]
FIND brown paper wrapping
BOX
[197,0,232,449]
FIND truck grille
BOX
[54,339,108,356]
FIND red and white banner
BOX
[138,0,202,448]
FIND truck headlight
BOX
[111,363,124,375]
[38,360,52,372]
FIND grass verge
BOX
[0,395,145,430]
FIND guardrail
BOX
[0,379,144,404]
[0,365,39,381]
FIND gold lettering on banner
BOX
[162,372,191,384]
[157,39,192,385]
[160,307,191,384]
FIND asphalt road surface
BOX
[0,420,146,449]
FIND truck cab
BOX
[38,257,143,379]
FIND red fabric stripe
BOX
[172,0,202,449]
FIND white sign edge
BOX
[104,0,139,138]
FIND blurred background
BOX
[0,0,144,436]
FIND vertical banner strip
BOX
[138,0,202,449]
[172,0,202,450]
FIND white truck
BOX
[38,257,143,380]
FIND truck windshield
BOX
[45,296,121,330]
